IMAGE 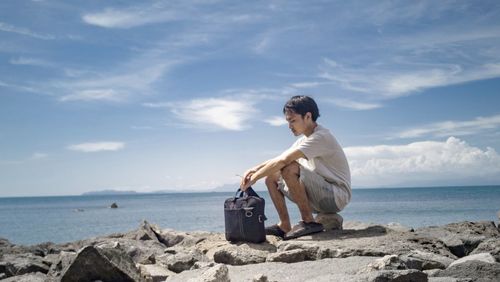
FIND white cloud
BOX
[168,98,257,131]
[59,89,122,102]
[67,142,125,152]
[0,22,54,40]
[10,57,53,67]
[82,6,180,28]
[345,137,500,187]
[396,114,500,139]
[264,116,287,126]
[327,98,382,110]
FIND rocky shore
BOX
[1,217,500,282]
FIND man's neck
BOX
[303,123,318,137]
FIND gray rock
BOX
[60,245,142,282]
[367,269,428,282]
[124,220,160,241]
[0,272,48,282]
[190,264,230,282]
[401,250,454,270]
[157,250,203,273]
[213,245,269,265]
[469,237,500,262]
[315,213,343,230]
[0,253,49,277]
[47,251,77,278]
[138,264,175,282]
[110,202,118,208]
[266,249,307,263]
[448,252,496,267]
[385,222,414,233]
[359,255,407,273]
[433,260,500,281]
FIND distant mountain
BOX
[81,189,138,196]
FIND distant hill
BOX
[81,189,138,196]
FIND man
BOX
[240,95,351,240]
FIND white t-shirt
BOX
[287,124,351,208]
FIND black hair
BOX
[283,95,320,121]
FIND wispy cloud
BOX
[395,114,500,139]
[166,98,257,131]
[9,57,54,67]
[59,89,122,102]
[326,98,382,111]
[0,22,55,40]
[264,116,287,126]
[346,137,500,187]
[67,142,125,152]
[82,6,181,29]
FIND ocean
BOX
[1,186,499,245]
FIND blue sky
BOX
[1,1,500,197]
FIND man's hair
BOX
[283,95,320,121]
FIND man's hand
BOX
[240,168,256,191]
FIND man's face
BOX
[285,111,308,136]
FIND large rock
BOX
[266,249,307,263]
[400,250,454,270]
[448,252,496,267]
[367,269,427,282]
[59,245,142,282]
[470,237,500,262]
[433,260,500,281]
[213,245,270,265]
[157,249,204,273]
[315,213,343,230]
[138,264,176,282]
[46,251,77,278]
[0,272,48,282]
[124,220,160,242]
[191,264,230,282]
[359,255,407,272]
[0,253,49,277]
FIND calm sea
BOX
[1,186,499,245]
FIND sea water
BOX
[0,186,499,245]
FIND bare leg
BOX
[281,162,315,223]
[265,172,291,232]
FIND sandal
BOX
[284,221,324,240]
[265,224,286,238]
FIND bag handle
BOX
[234,187,259,198]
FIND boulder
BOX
[266,249,307,263]
[0,253,49,277]
[124,220,160,242]
[213,245,269,265]
[469,237,500,262]
[367,269,427,282]
[190,264,229,282]
[0,272,48,282]
[359,255,407,273]
[448,252,496,267]
[157,250,204,273]
[433,260,500,281]
[59,245,142,282]
[400,250,454,270]
[315,213,343,230]
[110,203,118,208]
[46,251,77,278]
[138,264,175,282]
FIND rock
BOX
[0,253,50,277]
[111,203,118,208]
[470,237,500,262]
[213,245,269,265]
[367,269,428,282]
[157,250,203,273]
[266,249,307,263]
[359,255,407,273]
[46,251,77,278]
[385,222,414,233]
[253,273,269,282]
[315,213,343,230]
[0,272,48,282]
[191,264,230,282]
[59,245,142,282]
[401,250,454,270]
[138,264,175,282]
[433,260,500,281]
[124,220,160,241]
[448,252,496,267]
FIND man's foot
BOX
[265,224,287,238]
[284,221,324,240]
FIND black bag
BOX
[224,187,267,243]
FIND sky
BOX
[1,0,500,197]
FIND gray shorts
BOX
[278,165,342,213]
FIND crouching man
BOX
[240,95,351,240]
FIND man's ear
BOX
[305,112,312,121]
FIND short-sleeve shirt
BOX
[288,124,351,204]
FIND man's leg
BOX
[281,162,315,223]
[265,172,291,232]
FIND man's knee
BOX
[281,162,300,181]
[265,172,280,188]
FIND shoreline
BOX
[1,217,499,281]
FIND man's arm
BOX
[240,149,305,190]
